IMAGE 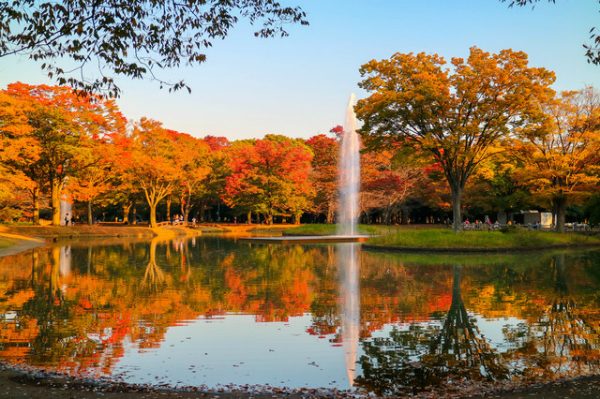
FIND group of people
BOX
[463,219,501,230]
[64,213,75,226]
[171,215,198,226]
[172,214,185,224]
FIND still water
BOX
[1,236,600,396]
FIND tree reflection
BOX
[142,237,167,290]
[354,264,508,396]
[2,241,600,393]
[503,253,600,382]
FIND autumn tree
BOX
[196,136,231,222]
[361,148,428,225]
[0,1,308,97]
[0,91,41,222]
[223,136,313,225]
[462,152,534,219]
[122,119,188,228]
[1,83,124,225]
[173,132,211,222]
[306,132,339,223]
[510,87,600,232]
[356,47,555,232]
[67,137,121,225]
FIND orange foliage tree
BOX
[1,83,124,225]
[223,136,313,224]
[121,118,209,228]
[120,119,181,227]
[174,132,211,222]
[306,132,339,223]
[356,47,555,232]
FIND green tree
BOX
[0,1,308,97]
[356,47,555,232]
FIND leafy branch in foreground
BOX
[0,0,308,97]
[501,0,600,66]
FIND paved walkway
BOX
[0,233,46,258]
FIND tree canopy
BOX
[356,47,556,232]
[510,87,600,232]
[0,0,308,97]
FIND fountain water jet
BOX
[338,93,360,236]
[240,94,367,244]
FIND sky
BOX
[1,0,599,141]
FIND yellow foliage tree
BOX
[510,86,600,232]
[356,47,555,232]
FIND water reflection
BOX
[338,243,360,386]
[0,240,600,396]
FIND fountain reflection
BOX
[338,243,360,386]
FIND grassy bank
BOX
[283,224,381,236]
[284,224,600,251]
[0,224,156,238]
[367,228,600,250]
[0,237,16,249]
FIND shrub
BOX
[499,224,521,234]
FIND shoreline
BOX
[3,225,600,258]
[2,360,600,399]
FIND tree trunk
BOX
[450,183,463,233]
[553,196,567,233]
[166,194,172,221]
[31,185,40,225]
[87,200,93,226]
[122,201,132,223]
[50,177,62,226]
[327,199,335,224]
[150,203,158,228]
[384,204,392,225]
[268,206,273,225]
[199,202,206,222]
[182,192,192,223]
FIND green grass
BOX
[367,228,600,249]
[283,224,380,236]
[284,224,600,250]
[0,237,16,249]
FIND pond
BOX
[1,236,600,397]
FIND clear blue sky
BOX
[1,0,598,141]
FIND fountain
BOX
[241,93,368,244]
[338,93,360,236]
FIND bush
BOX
[0,207,23,223]
[499,224,521,234]
[584,195,600,227]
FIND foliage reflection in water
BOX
[0,238,600,396]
